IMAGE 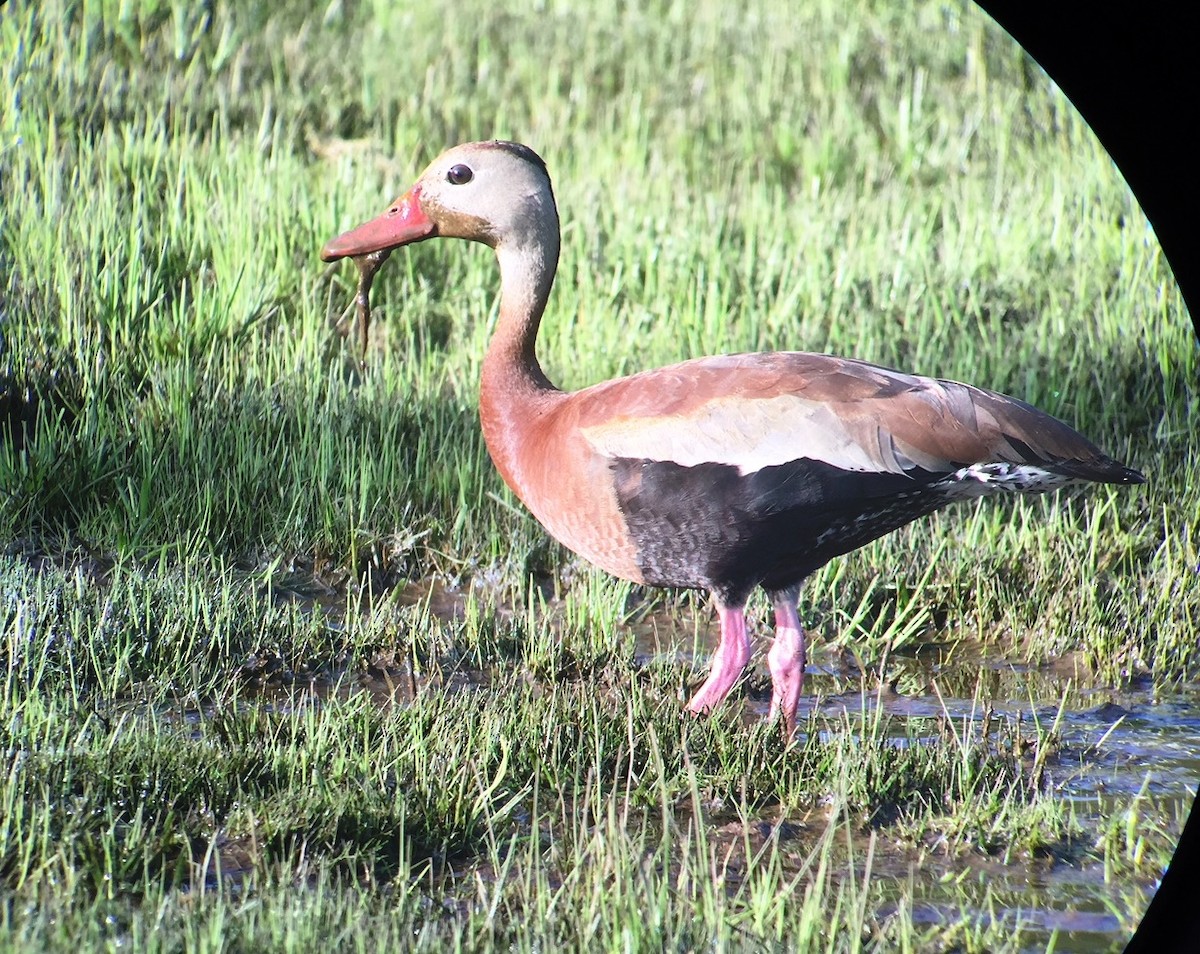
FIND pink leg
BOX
[767,596,807,737]
[685,602,751,717]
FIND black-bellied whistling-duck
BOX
[321,140,1145,736]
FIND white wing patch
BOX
[933,462,1076,499]
[580,394,925,476]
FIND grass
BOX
[0,578,1117,951]
[1,0,1196,950]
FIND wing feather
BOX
[568,351,1131,482]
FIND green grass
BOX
[0,573,1119,951]
[1,0,1196,950]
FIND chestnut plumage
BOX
[322,140,1144,736]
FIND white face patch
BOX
[419,143,557,249]
[580,394,925,476]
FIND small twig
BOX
[352,249,391,364]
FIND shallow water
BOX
[625,607,1200,800]
[635,620,1200,952]
[224,578,1199,951]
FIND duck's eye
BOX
[447,164,474,185]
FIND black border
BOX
[974,4,1200,948]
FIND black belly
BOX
[611,456,952,605]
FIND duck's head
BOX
[320,140,557,262]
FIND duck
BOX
[321,140,1144,736]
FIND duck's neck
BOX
[482,239,559,392]
[479,233,563,487]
